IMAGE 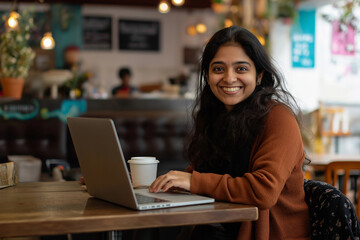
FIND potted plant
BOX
[0,9,36,99]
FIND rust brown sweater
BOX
[187,105,310,239]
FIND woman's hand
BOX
[149,171,191,193]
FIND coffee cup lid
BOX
[127,157,159,164]
[130,156,156,160]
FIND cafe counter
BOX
[0,97,194,175]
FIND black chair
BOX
[304,179,360,239]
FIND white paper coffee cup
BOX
[127,157,159,188]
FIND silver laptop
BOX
[67,117,214,210]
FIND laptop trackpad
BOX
[135,188,212,203]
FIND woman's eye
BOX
[236,66,248,72]
[212,66,223,73]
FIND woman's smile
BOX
[221,86,243,94]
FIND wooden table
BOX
[308,152,360,172]
[308,153,360,166]
[0,181,258,238]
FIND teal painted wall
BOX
[51,4,83,69]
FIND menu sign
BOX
[291,10,316,68]
[83,16,112,50]
[118,19,160,51]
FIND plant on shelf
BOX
[0,9,36,99]
[321,0,360,32]
[62,70,91,99]
[269,0,300,24]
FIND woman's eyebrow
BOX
[210,61,224,66]
[210,61,251,67]
[234,61,251,67]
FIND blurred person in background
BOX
[112,67,137,97]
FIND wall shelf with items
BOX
[306,104,352,154]
[318,106,351,136]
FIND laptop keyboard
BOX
[135,193,170,204]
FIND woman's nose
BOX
[223,71,236,83]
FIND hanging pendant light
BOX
[40,8,55,50]
[172,0,184,7]
[7,11,19,29]
[158,0,170,14]
[6,0,19,29]
[41,32,55,50]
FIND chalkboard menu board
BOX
[83,16,112,50]
[118,19,160,51]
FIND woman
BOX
[149,26,310,239]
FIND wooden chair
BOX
[325,161,360,218]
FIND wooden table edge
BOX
[0,203,258,237]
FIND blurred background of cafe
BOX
[0,0,359,183]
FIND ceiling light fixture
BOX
[172,0,185,7]
[41,32,55,49]
[40,8,55,50]
[6,0,19,29]
[7,11,19,29]
[158,0,170,14]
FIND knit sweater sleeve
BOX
[189,105,305,209]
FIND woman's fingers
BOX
[149,171,191,193]
[150,171,174,192]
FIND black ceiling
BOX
[11,0,211,9]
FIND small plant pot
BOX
[1,77,25,99]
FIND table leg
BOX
[105,230,122,240]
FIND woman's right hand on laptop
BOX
[149,170,191,193]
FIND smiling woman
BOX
[149,26,311,240]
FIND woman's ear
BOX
[257,71,264,85]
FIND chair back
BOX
[304,179,360,239]
[325,161,360,217]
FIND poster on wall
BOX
[83,16,112,50]
[291,9,316,68]
[331,21,355,56]
[118,19,160,51]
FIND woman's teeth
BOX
[222,87,241,92]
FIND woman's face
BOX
[208,43,262,111]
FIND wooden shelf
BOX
[321,131,351,137]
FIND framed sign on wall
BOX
[291,9,316,68]
[82,16,112,50]
[118,19,160,51]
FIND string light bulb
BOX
[187,25,197,36]
[256,35,266,46]
[40,32,55,50]
[224,18,233,28]
[172,0,184,6]
[196,23,207,34]
[158,1,170,14]
[7,11,19,29]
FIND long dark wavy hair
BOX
[187,26,301,176]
